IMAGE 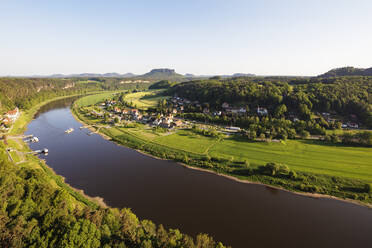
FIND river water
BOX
[26,98,372,248]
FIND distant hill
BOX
[318,66,372,78]
[31,72,137,78]
[138,68,185,81]
[183,72,255,79]
[232,73,255,77]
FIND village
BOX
[0,107,20,132]
[82,93,360,142]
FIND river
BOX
[25,98,372,248]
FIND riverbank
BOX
[71,99,372,208]
[1,95,229,248]
[3,93,108,209]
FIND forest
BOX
[0,77,150,113]
[167,76,372,130]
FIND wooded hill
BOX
[168,76,372,128]
[0,78,150,113]
[318,66,372,78]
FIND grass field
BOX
[123,90,170,109]
[75,91,122,107]
[76,80,101,84]
[86,115,372,182]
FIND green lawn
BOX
[109,124,372,182]
[123,90,170,110]
[75,91,122,107]
[208,138,372,181]
[153,130,219,155]
[76,80,101,84]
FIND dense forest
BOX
[0,78,150,113]
[167,76,372,129]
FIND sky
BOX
[1,0,372,76]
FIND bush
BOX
[289,170,297,179]
[244,160,250,168]
[364,183,372,193]
[260,162,290,176]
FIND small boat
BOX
[65,128,74,133]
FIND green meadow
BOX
[75,91,121,107]
[123,90,170,110]
[89,121,372,182]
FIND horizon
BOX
[1,0,372,76]
[2,65,370,78]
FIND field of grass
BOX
[76,106,372,182]
[123,90,170,109]
[209,138,372,181]
[76,80,101,84]
[75,91,122,107]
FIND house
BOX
[153,119,162,126]
[226,126,241,132]
[5,107,20,122]
[2,117,11,125]
[134,114,143,121]
[341,123,348,128]
[347,122,359,129]
[239,107,246,114]
[122,109,129,114]
[257,107,268,116]
[173,119,183,127]
[222,102,229,109]
[131,109,139,116]
[114,107,121,113]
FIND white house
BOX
[5,107,20,122]
[257,107,268,116]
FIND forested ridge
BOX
[0,77,150,113]
[168,76,372,128]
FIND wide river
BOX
[26,98,372,248]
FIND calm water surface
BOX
[26,98,372,248]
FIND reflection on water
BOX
[25,99,372,248]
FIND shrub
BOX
[364,183,372,193]
[244,160,250,168]
[289,170,297,179]
[260,162,290,176]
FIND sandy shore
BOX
[71,107,372,209]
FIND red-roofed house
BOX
[5,107,20,122]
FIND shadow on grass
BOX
[298,139,371,148]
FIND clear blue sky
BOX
[1,0,371,76]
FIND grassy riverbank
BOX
[5,94,105,208]
[72,93,372,206]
